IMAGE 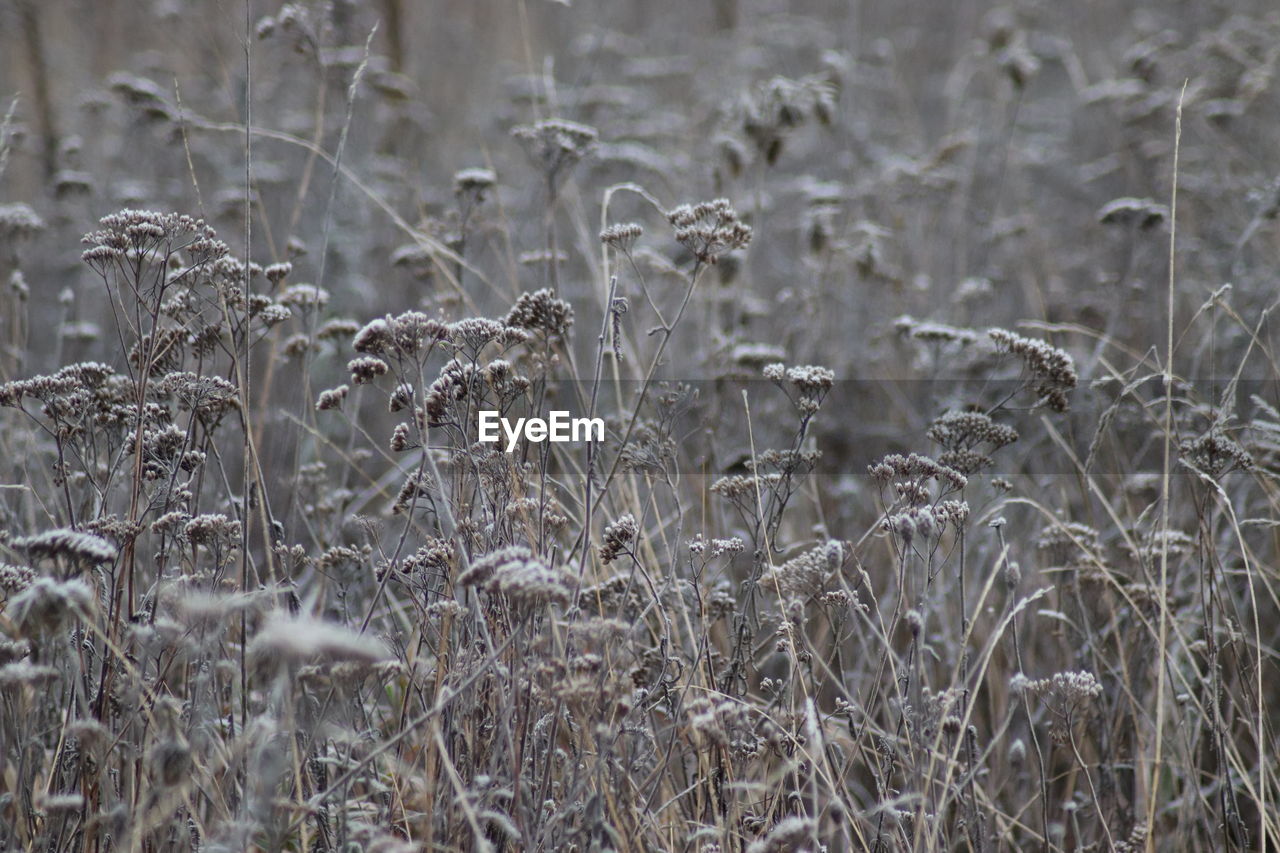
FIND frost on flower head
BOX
[666,198,752,264]
[249,612,391,673]
[5,578,94,635]
[457,545,572,609]
[12,529,117,567]
[512,118,598,187]
[988,328,1077,413]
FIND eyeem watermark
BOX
[478,410,605,452]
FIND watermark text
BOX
[478,410,605,452]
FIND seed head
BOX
[316,384,349,411]
[666,198,752,264]
[348,356,389,385]
[249,612,391,671]
[599,514,638,564]
[457,545,572,609]
[505,289,574,340]
[988,328,1077,412]
[454,167,496,199]
[5,577,94,635]
[13,529,116,566]
[0,203,45,239]
[512,118,599,183]
[600,222,643,252]
[264,261,292,285]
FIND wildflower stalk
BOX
[594,258,706,510]
[571,274,620,609]
[1150,81,1187,850]
[996,522,1050,850]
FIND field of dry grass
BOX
[2,1,1279,850]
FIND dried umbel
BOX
[1180,428,1254,478]
[486,557,573,610]
[5,577,94,635]
[713,537,745,557]
[457,545,572,609]
[423,358,480,426]
[905,685,965,743]
[151,511,191,537]
[107,73,176,121]
[600,222,643,253]
[1098,196,1168,229]
[454,166,496,200]
[505,289,575,340]
[249,612,390,672]
[450,166,494,222]
[264,261,292,285]
[1030,669,1103,703]
[688,535,746,558]
[0,202,45,239]
[482,359,531,402]
[731,343,788,369]
[400,539,454,579]
[511,118,599,185]
[901,313,977,343]
[0,361,117,409]
[250,298,291,328]
[155,372,239,419]
[1035,521,1101,567]
[988,328,1077,412]
[12,528,117,567]
[1125,529,1197,563]
[667,198,752,265]
[389,422,413,452]
[279,283,330,310]
[0,562,35,595]
[318,545,369,578]
[81,209,227,270]
[389,467,440,514]
[781,365,835,412]
[927,410,1019,474]
[686,696,783,759]
[126,422,200,480]
[710,472,783,505]
[883,501,969,547]
[517,248,568,268]
[762,540,848,599]
[0,660,60,688]
[448,318,529,358]
[348,356,389,384]
[316,384,349,411]
[318,318,360,341]
[599,514,638,565]
[183,514,242,548]
[387,382,414,413]
[353,318,394,355]
[352,311,449,360]
[392,311,451,355]
[869,452,968,500]
[1020,670,1104,743]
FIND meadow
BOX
[1,0,1278,850]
